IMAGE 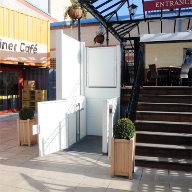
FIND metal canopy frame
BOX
[79,0,192,43]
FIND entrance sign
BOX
[144,0,192,11]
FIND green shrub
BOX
[19,107,34,120]
[113,118,135,140]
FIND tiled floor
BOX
[0,112,192,192]
[68,136,102,154]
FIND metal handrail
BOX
[126,45,143,122]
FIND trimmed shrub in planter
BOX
[17,107,37,147]
[19,107,34,120]
[111,118,136,179]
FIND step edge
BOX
[137,111,192,115]
[138,102,192,106]
[135,120,192,125]
[136,131,192,137]
[135,155,192,164]
[135,159,192,166]
[140,95,192,97]
[135,144,192,150]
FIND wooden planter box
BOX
[111,135,136,179]
[17,118,37,147]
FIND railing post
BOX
[106,26,109,47]
[121,43,124,87]
[78,18,81,42]
[108,104,113,158]
[126,46,144,122]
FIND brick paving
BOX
[0,112,191,192]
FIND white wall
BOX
[84,46,121,136]
[67,96,86,147]
[55,31,121,137]
[49,0,71,22]
[0,0,53,21]
[102,97,120,154]
[28,0,49,13]
[38,96,86,157]
[38,100,67,157]
[56,30,83,100]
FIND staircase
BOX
[134,86,192,171]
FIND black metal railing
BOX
[126,45,144,122]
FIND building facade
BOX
[0,0,94,114]
[0,2,51,114]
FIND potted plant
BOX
[94,32,105,44]
[17,107,37,147]
[64,3,87,26]
[111,118,136,179]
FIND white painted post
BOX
[102,100,109,154]
[108,104,114,158]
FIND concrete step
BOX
[135,155,192,172]
[138,95,192,104]
[139,86,192,95]
[137,102,192,112]
[121,94,131,104]
[136,111,192,122]
[136,143,192,159]
[136,131,192,146]
[135,120,192,133]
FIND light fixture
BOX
[122,40,127,47]
[128,3,138,16]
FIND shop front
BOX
[0,67,23,113]
[0,6,50,114]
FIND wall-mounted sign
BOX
[0,38,38,53]
[144,0,192,11]
[0,36,47,64]
[0,6,50,66]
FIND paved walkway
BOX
[0,112,191,192]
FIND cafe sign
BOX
[144,0,192,11]
[0,6,50,66]
[0,36,47,64]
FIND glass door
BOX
[0,71,19,111]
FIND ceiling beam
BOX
[161,21,162,33]
[80,1,122,42]
[106,0,127,22]
[137,25,140,36]
[187,19,191,30]
[142,0,145,21]
[174,20,176,33]
[95,0,113,9]
[116,23,133,32]
[120,24,138,37]
[148,22,150,34]
[100,0,124,14]
[79,0,192,43]
[123,37,140,40]
[109,14,192,25]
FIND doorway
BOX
[68,135,102,155]
[0,70,20,111]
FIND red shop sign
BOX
[144,0,192,11]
